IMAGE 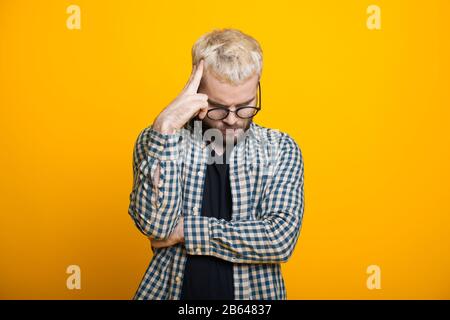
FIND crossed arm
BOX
[128,126,304,264]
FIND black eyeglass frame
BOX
[205,81,261,120]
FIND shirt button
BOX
[158,181,163,188]
[193,206,199,215]
[158,145,164,151]
[175,276,181,283]
[197,170,204,177]
[196,247,202,254]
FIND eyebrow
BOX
[207,96,256,108]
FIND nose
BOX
[222,109,238,126]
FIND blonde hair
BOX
[191,28,263,85]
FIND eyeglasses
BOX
[206,82,261,120]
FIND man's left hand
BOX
[150,216,184,248]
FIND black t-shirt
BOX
[180,148,235,300]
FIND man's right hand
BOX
[152,59,208,134]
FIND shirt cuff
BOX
[147,126,181,161]
[184,215,210,256]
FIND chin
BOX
[223,131,244,146]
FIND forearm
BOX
[184,206,302,264]
[128,126,183,240]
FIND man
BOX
[128,28,304,300]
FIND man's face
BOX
[197,69,259,145]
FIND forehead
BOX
[200,69,259,105]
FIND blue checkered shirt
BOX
[128,121,304,300]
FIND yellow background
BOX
[1,0,449,299]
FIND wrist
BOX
[153,119,176,135]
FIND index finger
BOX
[185,59,204,94]
[182,62,197,91]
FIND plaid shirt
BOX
[128,120,304,300]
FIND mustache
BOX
[220,126,243,130]
[197,117,251,133]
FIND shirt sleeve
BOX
[128,125,183,240]
[184,134,305,264]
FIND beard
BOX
[198,117,252,147]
